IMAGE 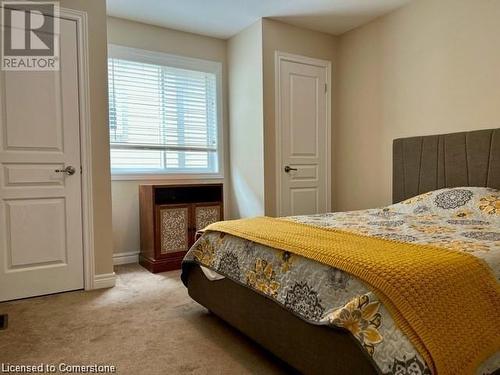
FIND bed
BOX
[181,129,500,375]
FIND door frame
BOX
[59,8,96,290]
[274,51,332,216]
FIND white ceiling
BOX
[106,0,412,39]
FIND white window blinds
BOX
[108,53,219,174]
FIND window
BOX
[107,45,222,178]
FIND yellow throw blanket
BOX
[206,217,500,375]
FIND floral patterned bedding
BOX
[182,187,500,375]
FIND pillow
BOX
[396,187,500,217]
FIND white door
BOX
[0,17,84,301]
[277,53,331,217]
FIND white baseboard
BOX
[93,272,116,289]
[113,251,140,265]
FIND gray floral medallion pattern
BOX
[384,355,431,375]
[370,209,402,219]
[284,282,325,321]
[462,231,500,242]
[434,189,473,209]
[447,219,490,225]
[217,252,241,280]
[413,205,430,214]
[184,187,500,375]
[328,268,351,290]
[243,240,257,255]
[368,220,405,227]
[373,233,418,242]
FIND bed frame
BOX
[183,128,500,374]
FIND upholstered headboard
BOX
[393,128,500,203]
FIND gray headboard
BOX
[393,128,500,203]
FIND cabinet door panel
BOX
[195,204,222,231]
[158,205,189,254]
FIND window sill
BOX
[111,173,224,182]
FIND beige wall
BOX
[336,0,500,211]
[107,17,228,255]
[261,19,338,216]
[59,0,113,275]
[227,20,265,218]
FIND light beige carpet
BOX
[0,264,291,374]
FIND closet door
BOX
[0,16,84,301]
[276,53,331,217]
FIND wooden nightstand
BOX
[139,183,223,273]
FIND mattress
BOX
[182,187,500,374]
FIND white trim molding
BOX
[111,172,224,181]
[59,8,97,291]
[113,251,140,265]
[93,272,117,289]
[274,51,332,216]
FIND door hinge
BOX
[80,166,83,174]
[325,83,328,93]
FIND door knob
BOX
[55,166,76,176]
[284,166,298,173]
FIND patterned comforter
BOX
[182,187,500,374]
